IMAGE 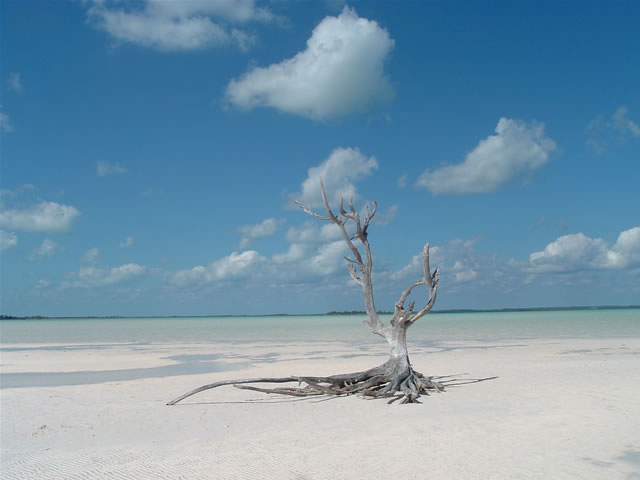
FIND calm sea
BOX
[2,309,639,345]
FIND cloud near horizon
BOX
[87,0,276,52]
[528,227,640,273]
[417,118,557,195]
[62,263,147,288]
[225,6,395,119]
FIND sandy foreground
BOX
[2,338,639,479]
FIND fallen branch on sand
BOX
[167,372,496,405]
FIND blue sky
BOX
[1,0,639,316]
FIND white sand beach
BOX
[2,337,640,479]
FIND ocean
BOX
[2,308,639,345]
[1,309,639,389]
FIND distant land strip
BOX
[1,305,639,320]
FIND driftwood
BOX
[168,181,495,405]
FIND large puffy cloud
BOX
[0,202,80,233]
[63,264,147,288]
[528,227,640,273]
[417,118,557,194]
[291,147,378,208]
[87,0,275,51]
[226,7,394,119]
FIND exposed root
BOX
[167,364,497,405]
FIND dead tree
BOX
[168,182,492,405]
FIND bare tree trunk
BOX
[168,182,494,406]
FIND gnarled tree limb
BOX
[168,180,495,406]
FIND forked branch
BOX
[392,243,440,328]
[165,180,498,406]
[296,180,384,336]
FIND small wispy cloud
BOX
[396,174,408,188]
[238,218,283,248]
[82,247,100,264]
[372,204,399,226]
[0,229,18,252]
[8,72,23,93]
[63,263,146,289]
[0,184,36,197]
[0,112,14,132]
[31,239,60,259]
[119,236,135,248]
[586,105,640,154]
[612,106,640,138]
[97,161,127,177]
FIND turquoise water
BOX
[1,309,638,389]
[1,309,639,345]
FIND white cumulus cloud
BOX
[87,0,275,51]
[0,202,80,233]
[529,227,640,273]
[226,6,394,119]
[0,230,17,251]
[291,147,378,209]
[417,118,557,195]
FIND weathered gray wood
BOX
[167,181,494,406]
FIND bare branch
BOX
[362,201,377,234]
[391,244,439,328]
[295,200,331,221]
[347,263,364,286]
